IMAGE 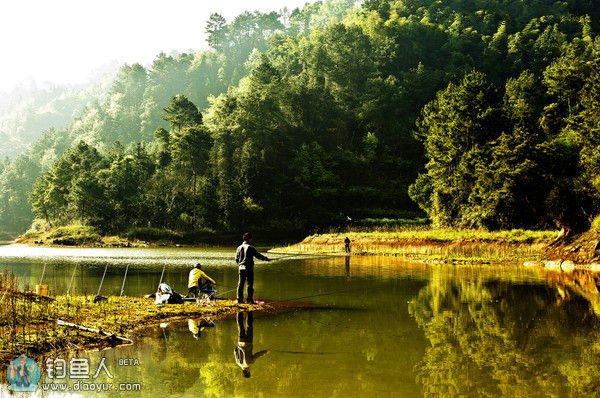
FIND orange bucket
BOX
[36,284,49,296]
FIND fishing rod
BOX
[39,261,47,286]
[96,264,109,297]
[66,263,78,295]
[157,262,167,291]
[215,287,238,298]
[267,253,307,260]
[272,288,355,303]
[120,263,130,297]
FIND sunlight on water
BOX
[1,246,598,397]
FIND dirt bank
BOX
[542,226,600,270]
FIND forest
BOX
[0,0,598,239]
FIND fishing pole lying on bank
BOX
[57,319,133,344]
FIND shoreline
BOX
[0,294,266,365]
[271,229,554,261]
[271,228,600,272]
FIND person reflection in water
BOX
[188,317,215,340]
[234,311,269,378]
[345,255,351,281]
[188,319,202,340]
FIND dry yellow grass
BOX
[273,228,556,262]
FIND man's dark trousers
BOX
[237,267,254,302]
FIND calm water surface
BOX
[0,245,598,397]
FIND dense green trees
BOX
[1,0,598,236]
[410,36,598,230]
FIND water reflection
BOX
[1,246,599,396]
[234,311,269,378]
[409,267,600,397]
[188,318,215,340]
[345,256,351,281]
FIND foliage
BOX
[0,0,597,236]
[0,78,112,159]
[411,37,599,230]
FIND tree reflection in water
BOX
[409,268,600,397]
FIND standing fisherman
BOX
[235,232,270,304]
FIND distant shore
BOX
[271,227,600,271]
[271,228,555,262]
[15,224,229,248]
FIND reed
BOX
[274,228,556,262]
[0,272,263,364]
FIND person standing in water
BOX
[235,232,270,304]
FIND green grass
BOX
[21,223,104,246]
[48,224,101,240]
[20,222,217,247]
[354,217,430,229]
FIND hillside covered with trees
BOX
[1,0,598,239]
[0,78,112,159]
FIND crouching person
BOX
[155,282,184,305]
[188,263,217,299]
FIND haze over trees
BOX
[0,0,598,238]
[0,78,113,159]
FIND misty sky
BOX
[0,0,314,93]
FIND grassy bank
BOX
[272,228,557,262]
[0,272,263,364]
[17,223,216,248]
[17,222,300,248]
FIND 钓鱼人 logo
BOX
[7,354,41,392]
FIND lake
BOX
[0,245,598,397]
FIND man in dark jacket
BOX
[235,232,270,304]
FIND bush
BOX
[357,218,430,227]
[121,227,184,241]
[48,225,101,240]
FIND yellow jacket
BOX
[188,268,216,288]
